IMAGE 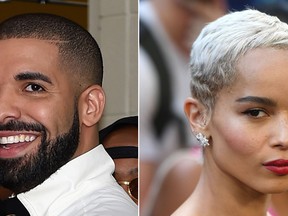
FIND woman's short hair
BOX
[190,9,288,114]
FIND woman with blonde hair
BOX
[173,9,288,216]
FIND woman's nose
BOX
[271,116,288,150]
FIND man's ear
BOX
[184,97,209,134]
[78,85,105,127]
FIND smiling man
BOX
[0,13,137,215]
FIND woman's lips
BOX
[263,159,288,175]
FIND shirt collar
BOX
[17,145,114,215]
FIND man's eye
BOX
[242,109,267,118]
[25,84,44,92]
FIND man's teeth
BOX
[0,135,36,144]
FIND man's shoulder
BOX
[53,183,138,216]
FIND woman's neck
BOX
[173,159,271,216]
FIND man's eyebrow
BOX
[235,96,277,106]
[14,72,53,84]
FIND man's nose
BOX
[0,90,21,124]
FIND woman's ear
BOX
[184,97,209,133]
[78,85,105,127]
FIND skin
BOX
[175,48,288,216]
[270,192,288,216]
[102,126,138,204]
[150,150,201,216]
[0,39,75,157]
[0,38,105,194]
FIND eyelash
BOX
[24,83,45,93]
[242,108,268,118]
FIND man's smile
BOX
[0,134,36,145]
[0,132,40,158]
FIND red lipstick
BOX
[263,159,288,175]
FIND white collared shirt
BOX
[17,145,138,216]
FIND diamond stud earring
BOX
[196,133,209,147]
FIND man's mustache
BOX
[0,120,45,132]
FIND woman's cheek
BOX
[213,120,260,156]
[225,127,262,155]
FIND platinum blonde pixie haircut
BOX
[190,9,288,114]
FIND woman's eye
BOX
[243,109,267,118]
[25,84,44,92]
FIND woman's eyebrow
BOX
[14,71,53,84]
[235,96,277,107]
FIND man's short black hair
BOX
[0,13,103,89]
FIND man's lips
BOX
[0,134,36,145]
[0,132,39,158]
[263,159,288,175]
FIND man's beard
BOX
[0,108,80,194]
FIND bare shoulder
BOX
[149,148,202,216]
[171,196,197,216]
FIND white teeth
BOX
[0,135,36,145]
[8,136,14,144]
[2,145,10,150]
[1,137,7,144]
[20,135,25,142]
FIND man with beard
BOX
[0,13,137,215]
